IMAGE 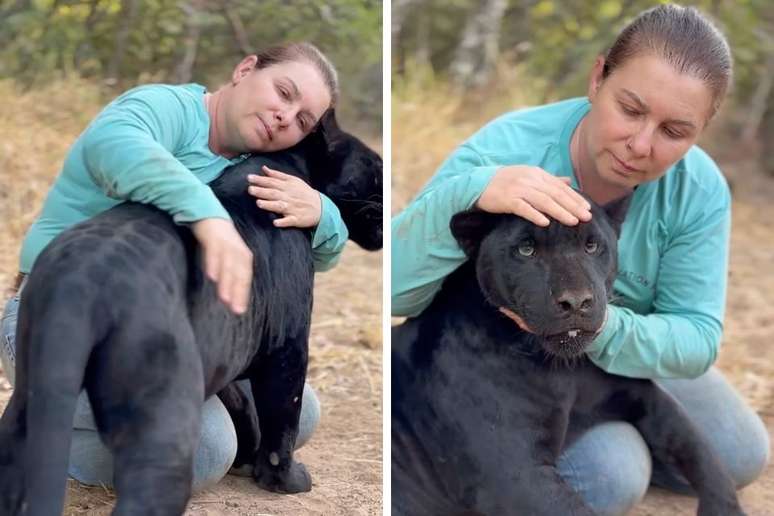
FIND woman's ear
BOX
[588,55,606,102]
[232,55,258,85]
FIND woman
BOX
[392,5,768,515]
[1,42,343,490]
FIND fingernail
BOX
[247,174,256,180]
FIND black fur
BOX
[391,197,745,516]
[0,110,382,516]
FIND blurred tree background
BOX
[393,0,774,176]
[0,0,382,135]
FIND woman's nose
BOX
[275,105,299,128]
[628,124,654,157]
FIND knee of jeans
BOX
[558,422,651,516]
[68,428,115,487]
[192,396,238,493]
[1,295,20,387]
[0,338,15,387]
[726,410,770,488]
[296,383,321,450]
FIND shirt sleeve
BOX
[392,144,500,316]
[586,186,731,379]
[81,87,231,223]
[311,193,349,272]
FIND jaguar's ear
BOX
[318,108,342,152]
[601,194,632,238]
[450,210,501,258]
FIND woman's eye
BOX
[517,240,535,257]
[585,240,599,254]
[662,126,683,139]
[278,85,290,100]
[621,104,639,116]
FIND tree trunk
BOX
[106,0,139,83]
[741,61,774,144]
[74,0,101,73]
[392,0,421,42]
[414,5,431,67]
[392,0,423,75]
[448,0,508,89]
[742,31,774,143]
[0,0,32,49]
[0,0,32,20]
[220,0,251,56]
[174,0,204,84]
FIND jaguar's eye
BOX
[517,240,535,257]
[585,240,599,254]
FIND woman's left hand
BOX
[247,166,322,228]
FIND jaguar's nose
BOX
[556,290,593,315]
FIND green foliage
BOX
[0,0,382,133]
[395,0,774,130]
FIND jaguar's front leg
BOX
[249,330,311,494]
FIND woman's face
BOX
[582,53,714,189]
[226,57,331,153]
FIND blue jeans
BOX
[0,281,320,492]
[555,369,769,516]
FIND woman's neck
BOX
[570,116,632,206]
[205,91,238,159]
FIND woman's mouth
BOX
[258,116,273,141]
[611,153,640,175]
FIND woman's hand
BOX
[476,165,592,226]
[247,166,322,228]
[190,218,253,315]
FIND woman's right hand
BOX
[475,165,592,226]
[190,218,253,315]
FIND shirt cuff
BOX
[465,166,501,209]
[169,185,231,224]
[312,192,348,249]
[586,304,619,359]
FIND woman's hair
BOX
[603,4,732,117]
[253,42,340,107]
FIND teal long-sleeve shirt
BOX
[20,83,348,274]
[392,98,731,380]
